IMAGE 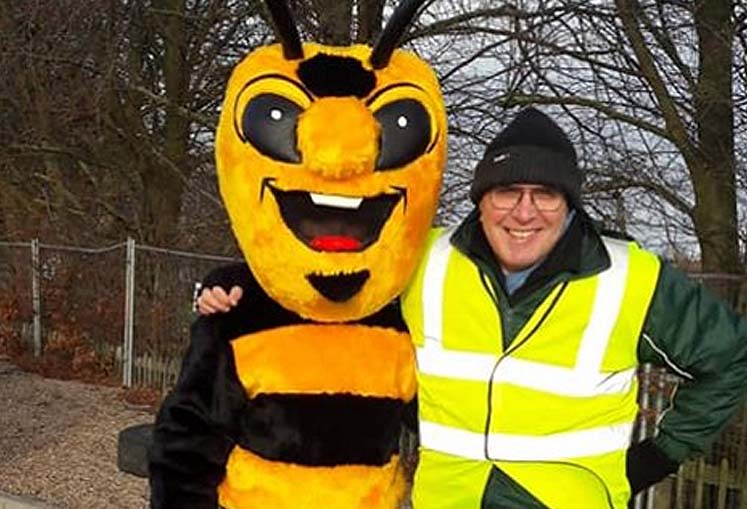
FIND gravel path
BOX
[0,356,152,509]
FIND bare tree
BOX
[2,0,744,282]
[0,0,394,248]
[0,0,267,249]
[437,0,743,276]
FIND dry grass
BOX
[0,355,153,508]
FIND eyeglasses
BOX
[486,186,565,212]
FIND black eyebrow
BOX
[365,83,426,106]
[234,73,314,106]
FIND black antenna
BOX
[265,0,304,60]
[369,0,427,69]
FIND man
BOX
[198,107,747,508]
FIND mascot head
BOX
[216,0,446,322]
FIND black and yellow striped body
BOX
[196,264,415,509]
[218,324,415,508]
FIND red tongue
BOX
[310,235,362,252]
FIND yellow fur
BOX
[218,447,406,509]
[215,43,446,321]
[297,98,380,179]
[231,325,416,399]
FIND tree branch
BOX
[128,84,215,128]
[497,93,670,139]
[614,0,696,161]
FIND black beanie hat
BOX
[469,107,582,208]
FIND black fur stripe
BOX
[235,393,406,466]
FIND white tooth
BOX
[509,229,534,238]
[310,193,363,209]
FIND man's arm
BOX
[149,317,246,509]
[627,262,747,493]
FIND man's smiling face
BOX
[478,184,569,273]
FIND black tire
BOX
[117,423,153,478]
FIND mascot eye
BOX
[374,99,431,171]
[241,93,303,163]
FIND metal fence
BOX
[1,239,747,508]
[0,239,237,391]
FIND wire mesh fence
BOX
[122,243,239,390]
[0,239,237,389]
[637,402,747,509]
[0,241,35,358]
[1,238,747,508]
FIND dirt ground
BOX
[0,355,152,508]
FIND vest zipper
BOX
[481,279,569,459]
[477,278,616,509]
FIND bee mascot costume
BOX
[148,0,446,507]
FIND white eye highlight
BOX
[310,193,363,209]
[270,108,283,121]
[397,115,408,128]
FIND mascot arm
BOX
[150,317,246,509]
[202,263,250,294]
[403,397,418,433]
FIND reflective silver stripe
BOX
[418,335,497,380]
[418,342,636,396]
[493,357,636,396]
[416,234,638,464]
[419,420,635,461]
[575,238,629,373]
[417,235,634,397]
[421,228,455,343]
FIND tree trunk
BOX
[310,0,353,45]
[617,0,740,297]
[691,0,738,279]
[356,0,385,44]
[142,0,189,248]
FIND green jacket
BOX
[451,208,747,508]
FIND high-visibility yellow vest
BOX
[401,228,661,509]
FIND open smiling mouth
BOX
[262,179,406,253]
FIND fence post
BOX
[31,238,42,357]
[123,237,136,387]
[633,364,652,509]
[644,370,668,509]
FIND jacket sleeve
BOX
[628,261,747,490]
[149,316,246,509]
